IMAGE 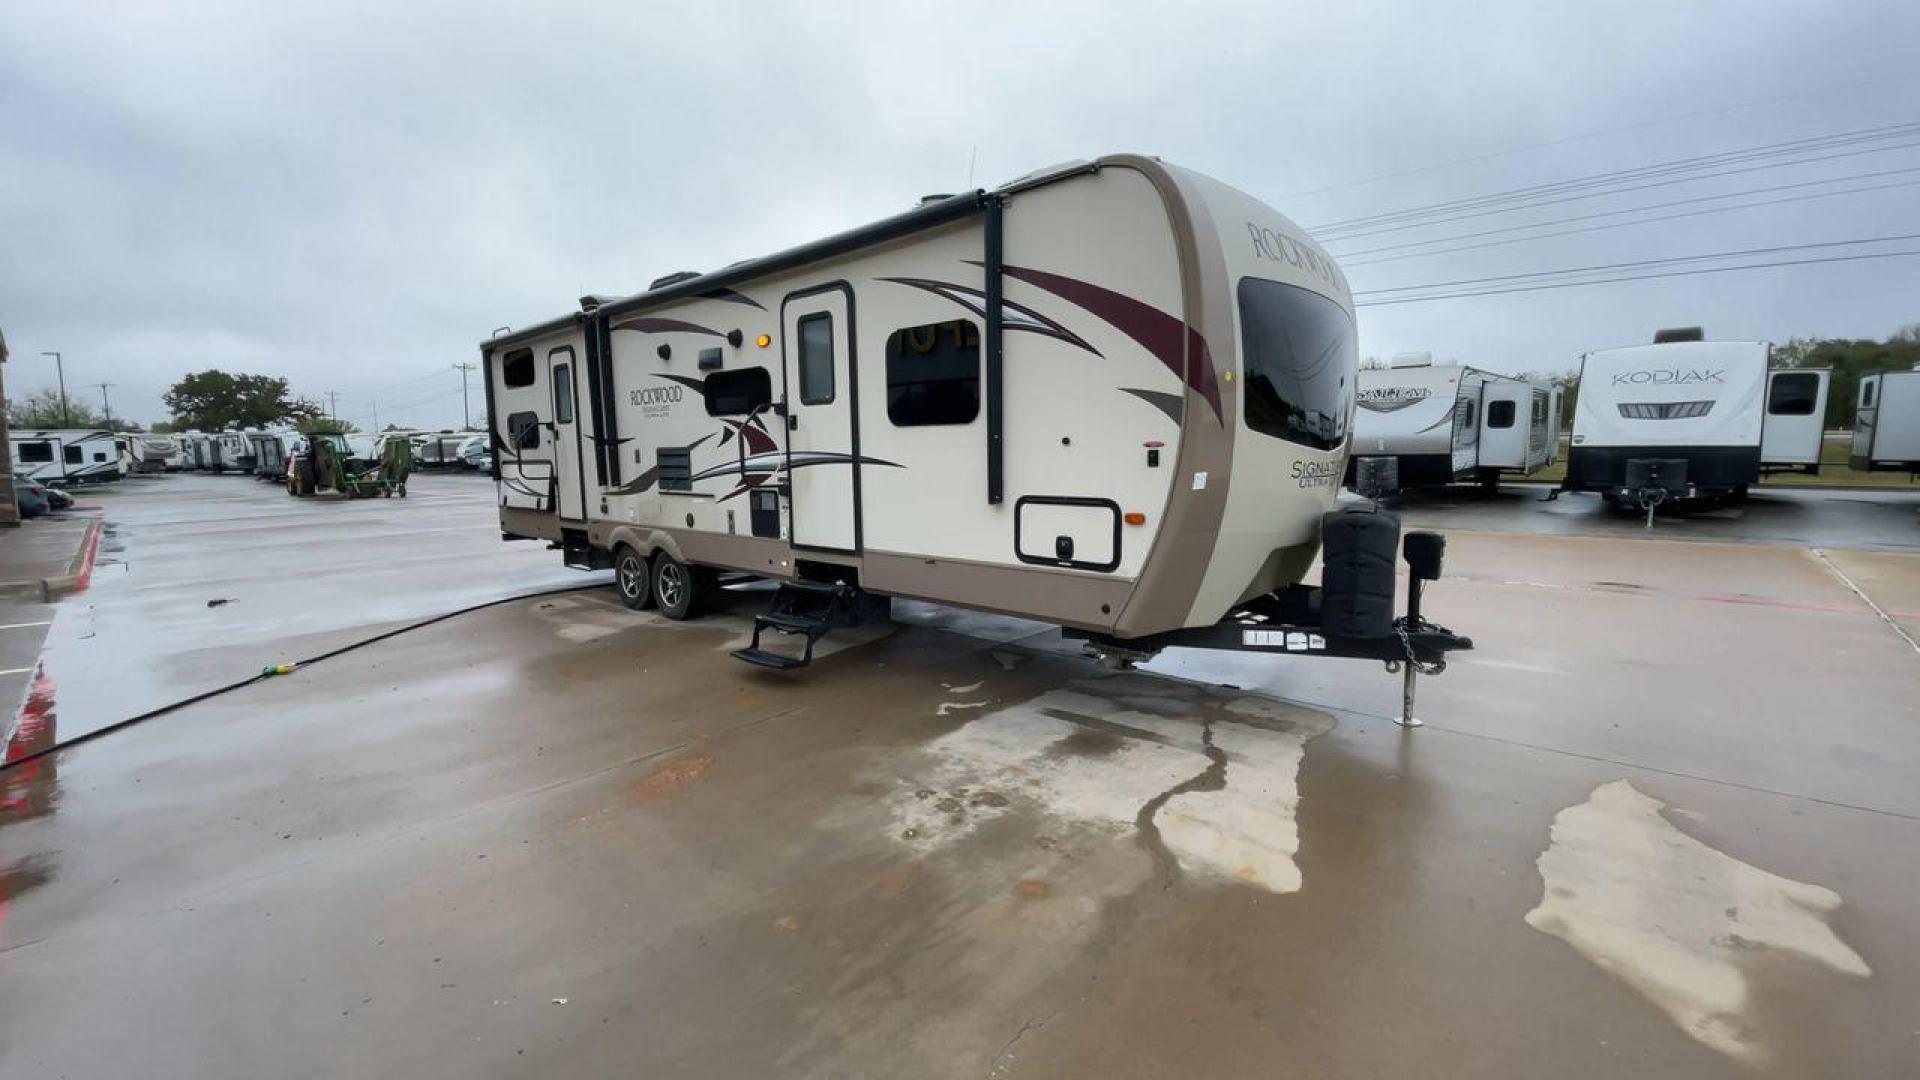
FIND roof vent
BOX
[1653,326,1704,344]
[1390,351,1434,368]
[649,270,701,290]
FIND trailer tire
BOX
[614,547,654,610]
[651,554,705,620]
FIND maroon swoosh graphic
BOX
[611,317,722,337]
[998,265,1220,422]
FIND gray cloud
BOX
[3,0,1916,428]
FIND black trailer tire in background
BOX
[615,546,654,611]
[651,553,705,620]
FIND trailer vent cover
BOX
[1617,401,1713,419]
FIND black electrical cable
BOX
[1351,248,1920,307]
[1330,165,1920,259]
[1309,119,1920,234]
[0,579,611,774]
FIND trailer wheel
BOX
[651,554,705,620]
[614,547,654,611]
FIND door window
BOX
[552,364,574,424]
[798,314,835,405]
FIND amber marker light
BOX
[1124,511,1147,526]
[755,333,772,348]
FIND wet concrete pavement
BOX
[3,473,1919,1078]
[1386,483,1920,552]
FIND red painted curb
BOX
[69,519,102,594]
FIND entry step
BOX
[731,646,810,671]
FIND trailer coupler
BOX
[1065,530,1472,727]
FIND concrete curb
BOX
[35,518,103,602]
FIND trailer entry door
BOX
[549,347,586,520]
[782,286,859,553]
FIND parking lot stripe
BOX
[1813,547,1920,657]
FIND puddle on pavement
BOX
[881,673,1334,893]
[1526,780,1870,1063]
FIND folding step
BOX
[731,646,810,671]
[758,612,829,635]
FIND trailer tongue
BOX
[738,503,1473,725]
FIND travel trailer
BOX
[1564,330,1830,508]
[210,430,254,474]
[1345,357,1556,493]
[9,430,126,485]
[416,430,482,469]
[177,431,210,470]
[479,154,1471,713]
[129,433,181,473]
[1850,367,1920,476]
[246,430,299,481]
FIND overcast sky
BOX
[3,1,1916,429]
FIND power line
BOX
[1314,135,1920,243]
[1352,232,1920,297]
[1309,120,1920,236]
[1332,165,1920,259]
[1352,249,1920,308]
[1279,73,1920,200]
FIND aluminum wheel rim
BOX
[657,563,685,609]
[618,557,644,599]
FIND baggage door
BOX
[1760,369,1828,466]
[782,286,858,553]
[548,346,587,520]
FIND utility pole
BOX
[93,382,114,428]
[452,363,476,429]
[40,352,69,427]
[370,399,379,431]
[326,390,340,421]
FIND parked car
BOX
[16,482,48,519]
[455,434,489,470]
[41,484,73,510]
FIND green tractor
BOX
[287,432,412,498]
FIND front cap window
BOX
[1238,277,1355,451]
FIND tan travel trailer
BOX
[482,156,1470,713]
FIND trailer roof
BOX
[480,159,1112,353]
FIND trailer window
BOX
[64,445,83,465]
[705,367,772,416]
[887,319,980,426]
[1238,278,1354,451]
[1768,372,1819,416]
[552,363,574,424]
[1459,399,1477,431]
[798,314,835,405]
[17,441,52,463]
[502,350,536,388]
[1862,382,1875,407]
[1486,400,1515,429]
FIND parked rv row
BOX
[170,429,490,482]
[1350,331,1920,506]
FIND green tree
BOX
[1774,333,1920,428]
[8,387,142,431]
[163,370,319,430]
[297,416,360,435]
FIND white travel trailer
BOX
[9,430,125,485]
[1345,359,1555,493]
[130,433,181,473]
[416,430,480,469]
[246,430,299,480]
[1850,367,1920,476]
[480,154,1471,707]
[1564,330,1831,507]
[210,430,254,474]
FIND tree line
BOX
[7,369,358,434]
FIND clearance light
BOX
[1124,511,1147,526]
[755,333,772,348]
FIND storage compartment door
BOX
[1760,369,1827,466]
[1015,497,1120,573]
